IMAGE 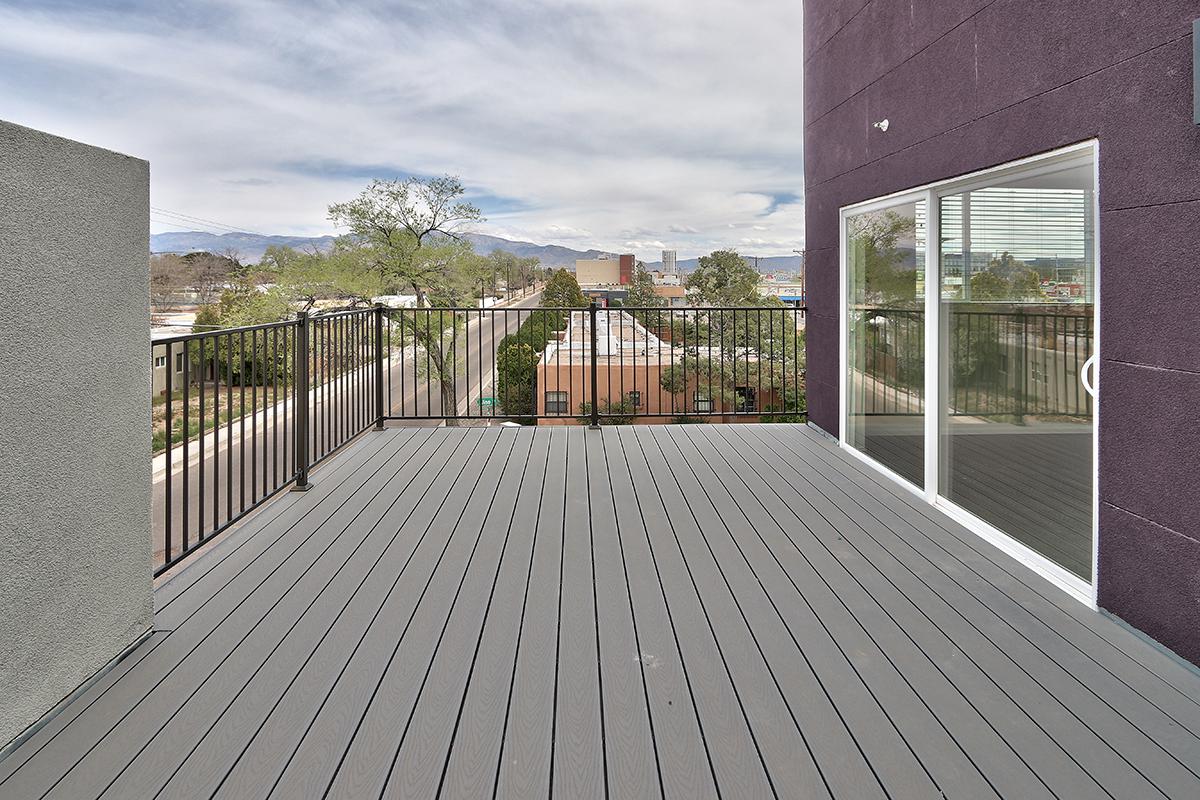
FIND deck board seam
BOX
[666,425,895,800]
[491,429,556,799]
[23,429,435,799]
[92,428,452,799]
[725,427,1150,798]
[266,428,492,797]
[773,425,1200,713]
[167,428,472,799]
[609,428,723,798]
[648,426,841,799]
[681,425,948,797]
[726,424,1141,796]
[743,426,1200,775]
[709,425,1007,798]
[429,432,539,798]
[155,429,413,617]
[314,428,508,797]
[598,431,667,799]
[628,427,781,799]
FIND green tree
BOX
[687,250,760,305]
[327,175,483,306]
[658,301,805,419]
[260,245,358,311]
[847,210,919,306]
[968,252,1045,301]
[481,249,539,296]
[1009,268,1043,300]
[541,268,588,308]
[625,261,662,307]
[494,311,568,419]
[577,397,636,425]
[968,270,1011,301]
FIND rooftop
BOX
[4,423,1199,799]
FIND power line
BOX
[150,206,268,237]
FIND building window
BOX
[693,392,712,413]
[154,355,167,368]
[627,390,641,408]
[735,386,757,413]
[176,352,185,372]
[545,391,568,414]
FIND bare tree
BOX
[327,176,483,306]
[149,254,191,309]
[183,251,239,305]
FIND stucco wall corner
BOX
[0,119,153,747]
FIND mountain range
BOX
[150,230,616,268]
[150,230,802,274]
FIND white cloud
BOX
[0,0,805,260]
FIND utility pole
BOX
[792,249,805,307]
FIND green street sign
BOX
[477,396,497,407]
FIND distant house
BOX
[651,284,687,307]
[150,334,187,396]
[534,308,783,424]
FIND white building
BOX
[661,249,677,275]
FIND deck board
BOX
[735,425,1200,797]
[3,424,1200,800]
[585,431,660,798]
[552,427,606,800]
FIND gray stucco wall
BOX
[0,120,154,746]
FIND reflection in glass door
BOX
[846,199,926,485]
[938,155,1095,580]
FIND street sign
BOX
[477,396,496,407]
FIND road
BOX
[383,291,543,423]
[151,290,543,572]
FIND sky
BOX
[0,0,805,261]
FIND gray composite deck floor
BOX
[4,424,1200,799]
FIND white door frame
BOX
[838,140,1100,607]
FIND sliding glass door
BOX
[937,155,1095,580]
[845,198,926,485]
[843,144,1097,590]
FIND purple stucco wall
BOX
[803,1,1200,663]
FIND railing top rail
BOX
[379,305,807,313]
[151,317,300,346]
[309,307,377,320]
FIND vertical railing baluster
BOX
[589,301,599,428]
[294,312,311,491]
[227,331,234,523]
[198,337,205,542]
[164,341,173,568]
[375,304,385,429]
[182,339,190,557]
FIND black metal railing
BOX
[152,307,383,576]
[152,302,805,574]
[850,305,1093,419]
[378,303,807,425]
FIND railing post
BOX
[588,300,600,429]
[292,311,312,491]
[374,302,386,430]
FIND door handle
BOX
[1080,354,1097,398]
